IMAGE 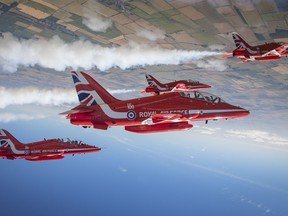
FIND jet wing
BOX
[262,49,280,57]
[275,44,288,55]
[59,108,94,115]
[171,83,187,92]
[262,44,288,57]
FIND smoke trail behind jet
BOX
[0,33,223,73]
[0,86,136,108]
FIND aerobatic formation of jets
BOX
[224,32,288,62]
[61,71,249,134]
[0,129,101,161]
[3,31,266,161]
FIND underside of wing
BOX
[59,108,94,115]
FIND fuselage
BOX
[233,42,287,61]
[67,92,249,128]
[0,139,101,161]
[145,80,211,94]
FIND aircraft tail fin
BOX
[232,32,252,49]
[0,129,23,149]
[71,71,120,106]
[145,74,163,88]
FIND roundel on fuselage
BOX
[127,110,136,120]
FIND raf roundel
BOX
[127,110,136,120]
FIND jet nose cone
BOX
[205,84,212,89]
[94,147,102,152]
[243,110,250,116]
[239,108,250,117]
[199,84,211,90]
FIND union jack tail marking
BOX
[0,129,23,149]
[232,32,252,49]
[145,74,164,88]
[71,71,119,106]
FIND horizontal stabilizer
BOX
[59,108,94,115]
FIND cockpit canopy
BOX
[277,42,285,45]
[179,91,227,103]
[55,138,87,145]
[185,79,199,84]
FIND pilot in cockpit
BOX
[194,91,200,98]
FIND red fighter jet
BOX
[224,32,288,62]
[142,74,211,95]
[61,71,249,134]
[0,129,101,161]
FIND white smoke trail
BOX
[196,59,228,71]
[0,33,222,73]
[0,112,46,123]
[0,87,77,108]
[0,87,136,108]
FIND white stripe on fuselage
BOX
[61,148,98,152]
[1,139,24,155]
[189,109,245,114]
[34,148,97,153]
[100,104,127,119]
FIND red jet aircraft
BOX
[61,71,249,134]
[0,129,101,161]
[224,32,288,62]
[142,74,211,95]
